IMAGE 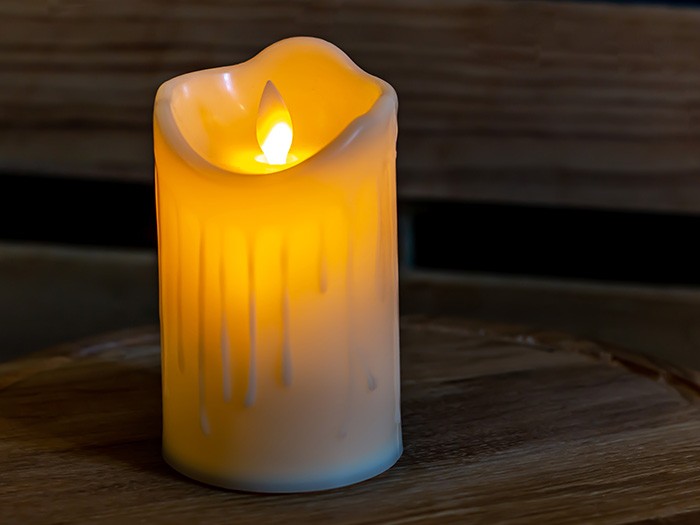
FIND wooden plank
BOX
[0,243,158,362]
[3,318,700,523]
[401,270,700,371]
[2,1,700,212]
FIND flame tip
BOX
[257,80,293,166]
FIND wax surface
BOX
[154,37,401,492]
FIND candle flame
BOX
[256,81,293,165]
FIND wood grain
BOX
[3,317,700,524]
[2,1,700,213]
[401,270,700,371]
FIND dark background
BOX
[2,174,699,285]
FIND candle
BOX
[153,37,401,492]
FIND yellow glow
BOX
[154,37,400,491]
[256,81,293,165]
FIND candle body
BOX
[154,38,401,492]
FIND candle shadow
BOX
[1,338,183,484]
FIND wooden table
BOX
[2,316,700,524]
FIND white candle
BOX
[154,37,401,492]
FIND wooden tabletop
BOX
[2,316,700,524]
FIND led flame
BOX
[256,81,293,165]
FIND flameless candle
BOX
[153,37,401,492]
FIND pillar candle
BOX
[153,37,401,492]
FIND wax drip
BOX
[155,173,164,346]
[318,224,328,293]
[245,237,257,407]
[280,237,292,387]
[387,149,402,429]
[375,170,386,301]
[339,234,355,439]
[175,206,185,373]
[350,236,378,393]
[393,319,402,436]
[200,408,211,437]
[221,315,232,402]
[220,241,232,402]
[388,158,399,294]
[392,286,401,427]
[339,229,379,439]
[198,227,210,435]
[155,177,168,393]
[368,372,378,391]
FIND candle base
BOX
[163,443,403,493]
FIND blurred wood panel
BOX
[0,243,158,362]
[2,1,700,212]
[402,270,700,370]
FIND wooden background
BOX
[3,0,700,213]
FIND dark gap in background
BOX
[411,200,700,287]
[0,174,157,249]
[597,1,700,4]
[2,174,699,286]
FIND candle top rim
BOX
[154,36,397,180]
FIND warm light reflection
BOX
[155,37,401,492]
[256,81,293,165]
